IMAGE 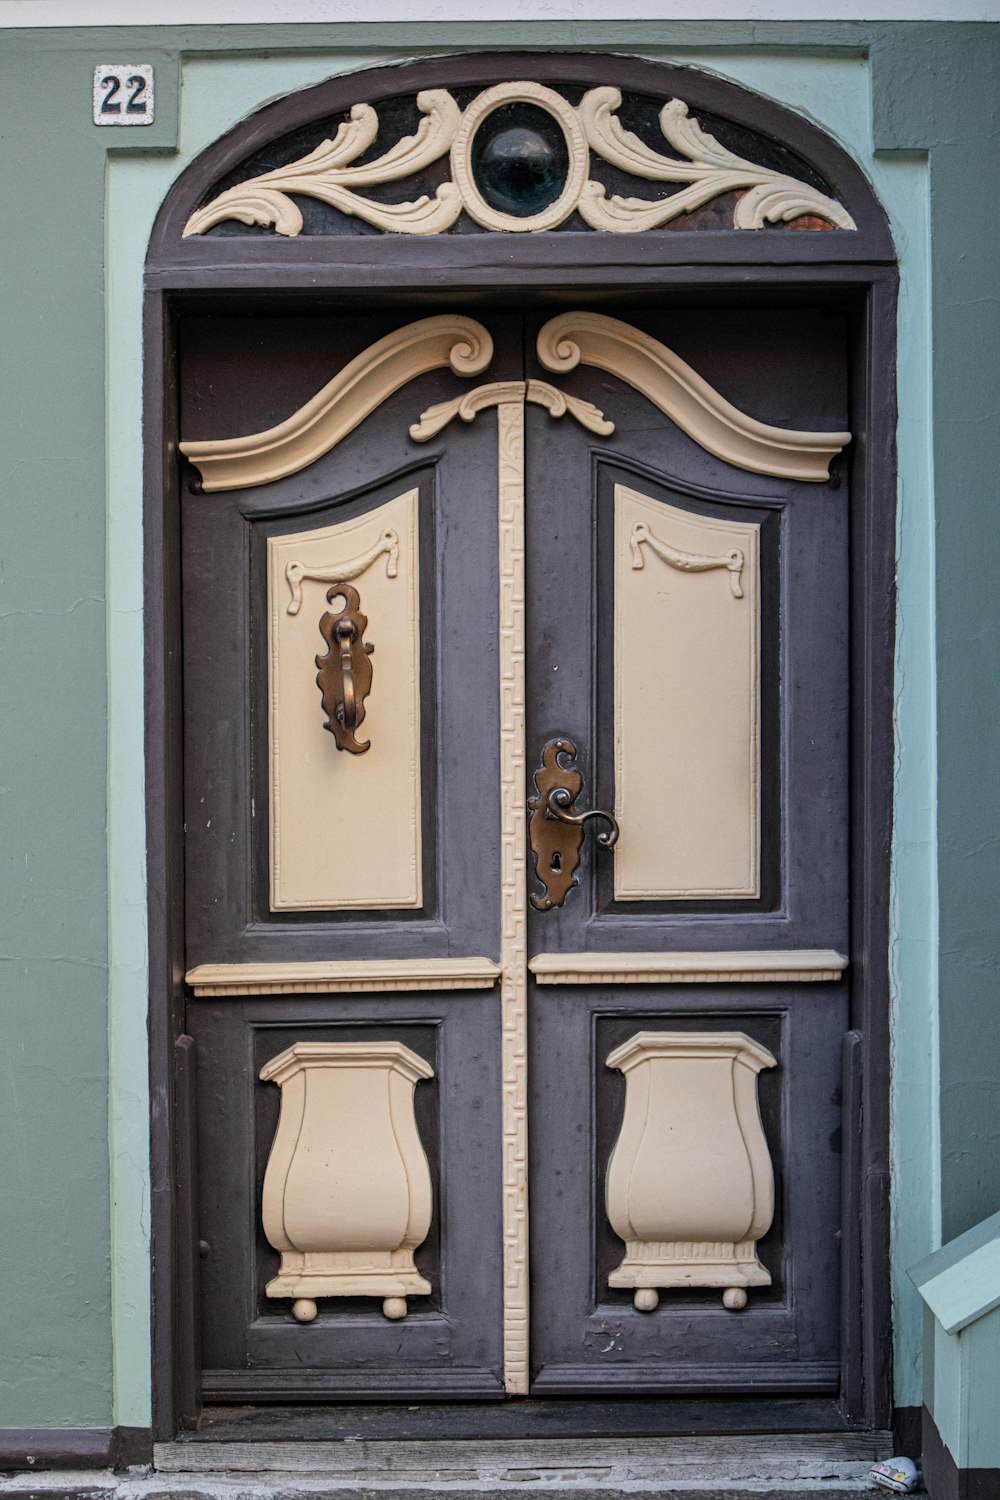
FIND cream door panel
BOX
[614,484,760,900]
[268,489,421,910]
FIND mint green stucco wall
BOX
[1,20,998,1433]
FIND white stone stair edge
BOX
[0,1478,883,1499]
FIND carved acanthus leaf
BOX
[409,378,614,442]
[524,378,615,436]
[183,91,462,238]
[578,89,856,232]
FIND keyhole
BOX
[551,850,562,872]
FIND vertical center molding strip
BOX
[496,395,530,1394]
[412,376,613,1395]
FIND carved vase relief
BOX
[615,485,760,900]
[267,489,421,911]
[259,1041,434,1323]
[605,1031,777,1310]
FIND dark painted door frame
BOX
[143,51,898,1440]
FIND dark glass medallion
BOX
[470,101,571,219]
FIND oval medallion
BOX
[471,102,570,220]
[451,82,588,232]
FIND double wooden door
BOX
[180,302,850,1402]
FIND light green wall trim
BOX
[912,1214,1000,1469]
[932,1317,966,1465]
[927,1314,1000,1471]
[911,1209,1000,1334]
[881,152,939,1412]
[964,1316,1000,1469]
[106,163,155,1432]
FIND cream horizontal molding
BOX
[186,957,501,996]
[179,314,493,492]
[536,311,851,483]
[529,950,848,985]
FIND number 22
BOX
[99,73,147,115]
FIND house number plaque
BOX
[93,64,154,125]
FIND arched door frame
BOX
[144,50,898,1438]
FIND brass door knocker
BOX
[315,583,374,754]
[528,738,620,910]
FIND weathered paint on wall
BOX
[1,18,997,1433]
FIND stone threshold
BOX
[0,1431,902,1497]
[0,1484,889,1500]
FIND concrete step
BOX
[0,1485,895,1500]
[0,1432,910,1497]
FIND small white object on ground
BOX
[870,1455,920,1492]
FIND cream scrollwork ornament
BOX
[409,377,614,442]
[183,90,463,238]
[182,81,856,240]
[577,89,856,232]
[630,519,745,598]
[285,528,399,616]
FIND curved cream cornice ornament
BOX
[180,313,848,491]
[537,311,851,482]
[179,315,493,491]
[182,81,855,239]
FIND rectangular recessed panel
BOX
[268,489,421,910]
[614,484,760,900]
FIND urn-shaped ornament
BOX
[259,1040,434,1323]
[605,1030,777,1311]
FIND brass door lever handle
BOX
[528,738,620,911]
[545,785,620,849]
